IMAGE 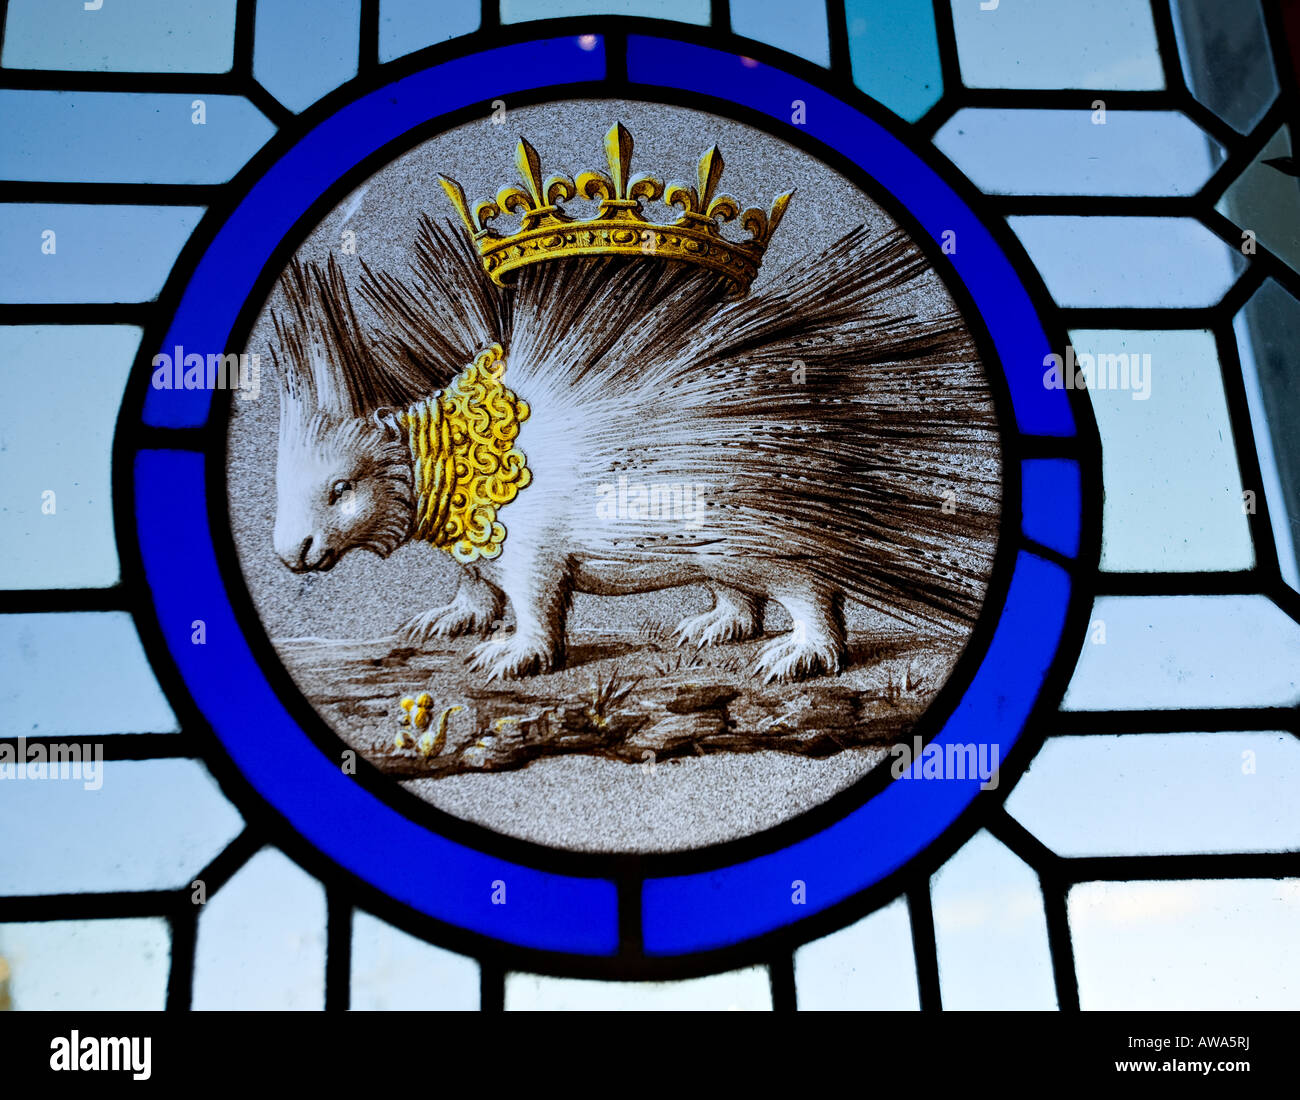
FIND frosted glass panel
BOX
[0,759,242,895]
[0,204,203,303]
[350,910,479,1010]
[950,0,1163,90]
[192,848,326,1010]
[934,110,1221,196]
[1,0,237,73]
[794,897,920,1010]
[1070,880,1300,1010]
[1008,733,1300,856]
[931,832,1056,1010]
[1010,217,1243,308]
[253,0,360,114]
[1068,328,1253,573]
[1063,596,1300,711]
[0,326,139,589]
[0,918,170,1010]
[0,613,177,734]
[505,967,772,1010]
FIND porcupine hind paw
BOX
[674,588,764,649]
[467,635,561,681]
[753,631,846,684]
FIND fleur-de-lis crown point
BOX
[439,122,794,296]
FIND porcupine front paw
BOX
[400,601,495,644]
[753,629,846,684]
[674,587,763,649]
[467,635,561,681]
[399,573,504,644]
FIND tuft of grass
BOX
[883,661,929,707]
[647,650,709,677]
[583,667,641,729]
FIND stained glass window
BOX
[1,0,1296,1055]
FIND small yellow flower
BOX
[418,705,464,758]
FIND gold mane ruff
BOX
[438,122,794,297]
[399,345,531,563]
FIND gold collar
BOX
[399,344,531,563]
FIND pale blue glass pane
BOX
[1009,216,1243,308]
[192,848,326,1010]
[502,0,709,23]
[349,910,479,1010]
[1172,0,1279,134]
[931,832,1057,1010]
[0,613,178,734]
[504,968,772,1010]
[378,0,481,63]
[1217,126,1300,280]
[794,897,920,1010]
[950,0,1163,90]
[0,326,138,589]
[0,918,170,1010]
[254,0,359,114]
[934,109,1222,196]
[1,0,237,74]
[0,204,202,304]
[1070,879,1300,1010]
[731,0,830,67]
[1009,733,1300,856]
[1067,329,1253,572]
[0,92,275,185]
[846,0,942,122]
[1235,279,1300,593]
[1063,596,1300,711]
[0,760,241,894]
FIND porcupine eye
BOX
[328,479,353,505]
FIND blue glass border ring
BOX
[127,32,1089,963]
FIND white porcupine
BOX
[269,215,1001,683]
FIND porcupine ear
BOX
[372,406,403,441]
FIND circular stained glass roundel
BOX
[126,30,1095,970]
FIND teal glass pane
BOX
[846,0,942,121]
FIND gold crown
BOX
[438,122,794,297]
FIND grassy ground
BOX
[278,625,955,782]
